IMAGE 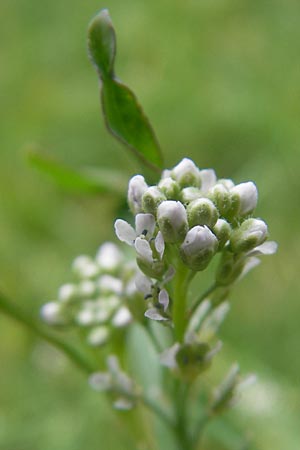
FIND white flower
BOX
[180,225,218,271]
[157,200,188,243]
[127,174,148,214]
[96,242,123,271]
[115,213,156,245]
[72,255,99,279]
[231,181,258,216]
[112,307,132,328]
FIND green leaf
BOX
[101,78,163,171]
[87,9,116,78]
[27,149,127,196]
[88,9,164,172]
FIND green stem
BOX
[173,263,190,342]
[173,380,193,450]
[0,290,95,374]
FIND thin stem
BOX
[173,380,193,450]
[189,283,217,316]
[0,290,95,374]
[173,262,190,342]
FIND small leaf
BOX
[101,78,163,171]
[88,9,164,172]
[87,9,116,78]
[27,149,126,195]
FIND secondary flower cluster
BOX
[41,242,143,347]
[115,158,277,321]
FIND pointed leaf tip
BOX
[87,9,116,78]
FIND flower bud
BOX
[187,198,219,228]
[96,242,123,271]
[230,218,268,254]
[180,226,218,271]
[171,158,201,188]
[158,177,180,199]
[208,184,232,217]
[142,186,166,215]
[199,169,217,193]
[180,187,202,204]
[230,182,258,216]
[213,219,231,250]
[40,302,68,326]
[127,175,148,214]
[157,201,188,243]
[87,326,109,346]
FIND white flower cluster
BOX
[41,242,141,347]
[115,158,277,321]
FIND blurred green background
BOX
[1,0,300,449]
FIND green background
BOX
[0,0,299,449]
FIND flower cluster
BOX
[115,158,277,323]
[41,242,143,347]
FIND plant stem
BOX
[0,290,95,374]
[173,262,190,342]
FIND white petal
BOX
[135,237,153,264]
[135,271,152,294]
[247,241,278,257]
[155,231,165,259]
[114,219,136,245]
[238,257,261,280]
[158,289,169,312]
[159,343,180,368]
[135,213,156,238]
[113,398,134,411]
[144,308,168,321]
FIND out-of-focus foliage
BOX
[0,0,299,449]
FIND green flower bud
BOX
[158,177,180,199]
[187,198,219,228]
[142,186,166,215]
[157,200,188,243]
[208,184,232,217]
[171,158,201,188]
[213,219,232,250]
[176,343,211,380]
[180,226,218,271]
[230,218,268,254]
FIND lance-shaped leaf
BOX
[88,9,163,172]
[27,149,126,195]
